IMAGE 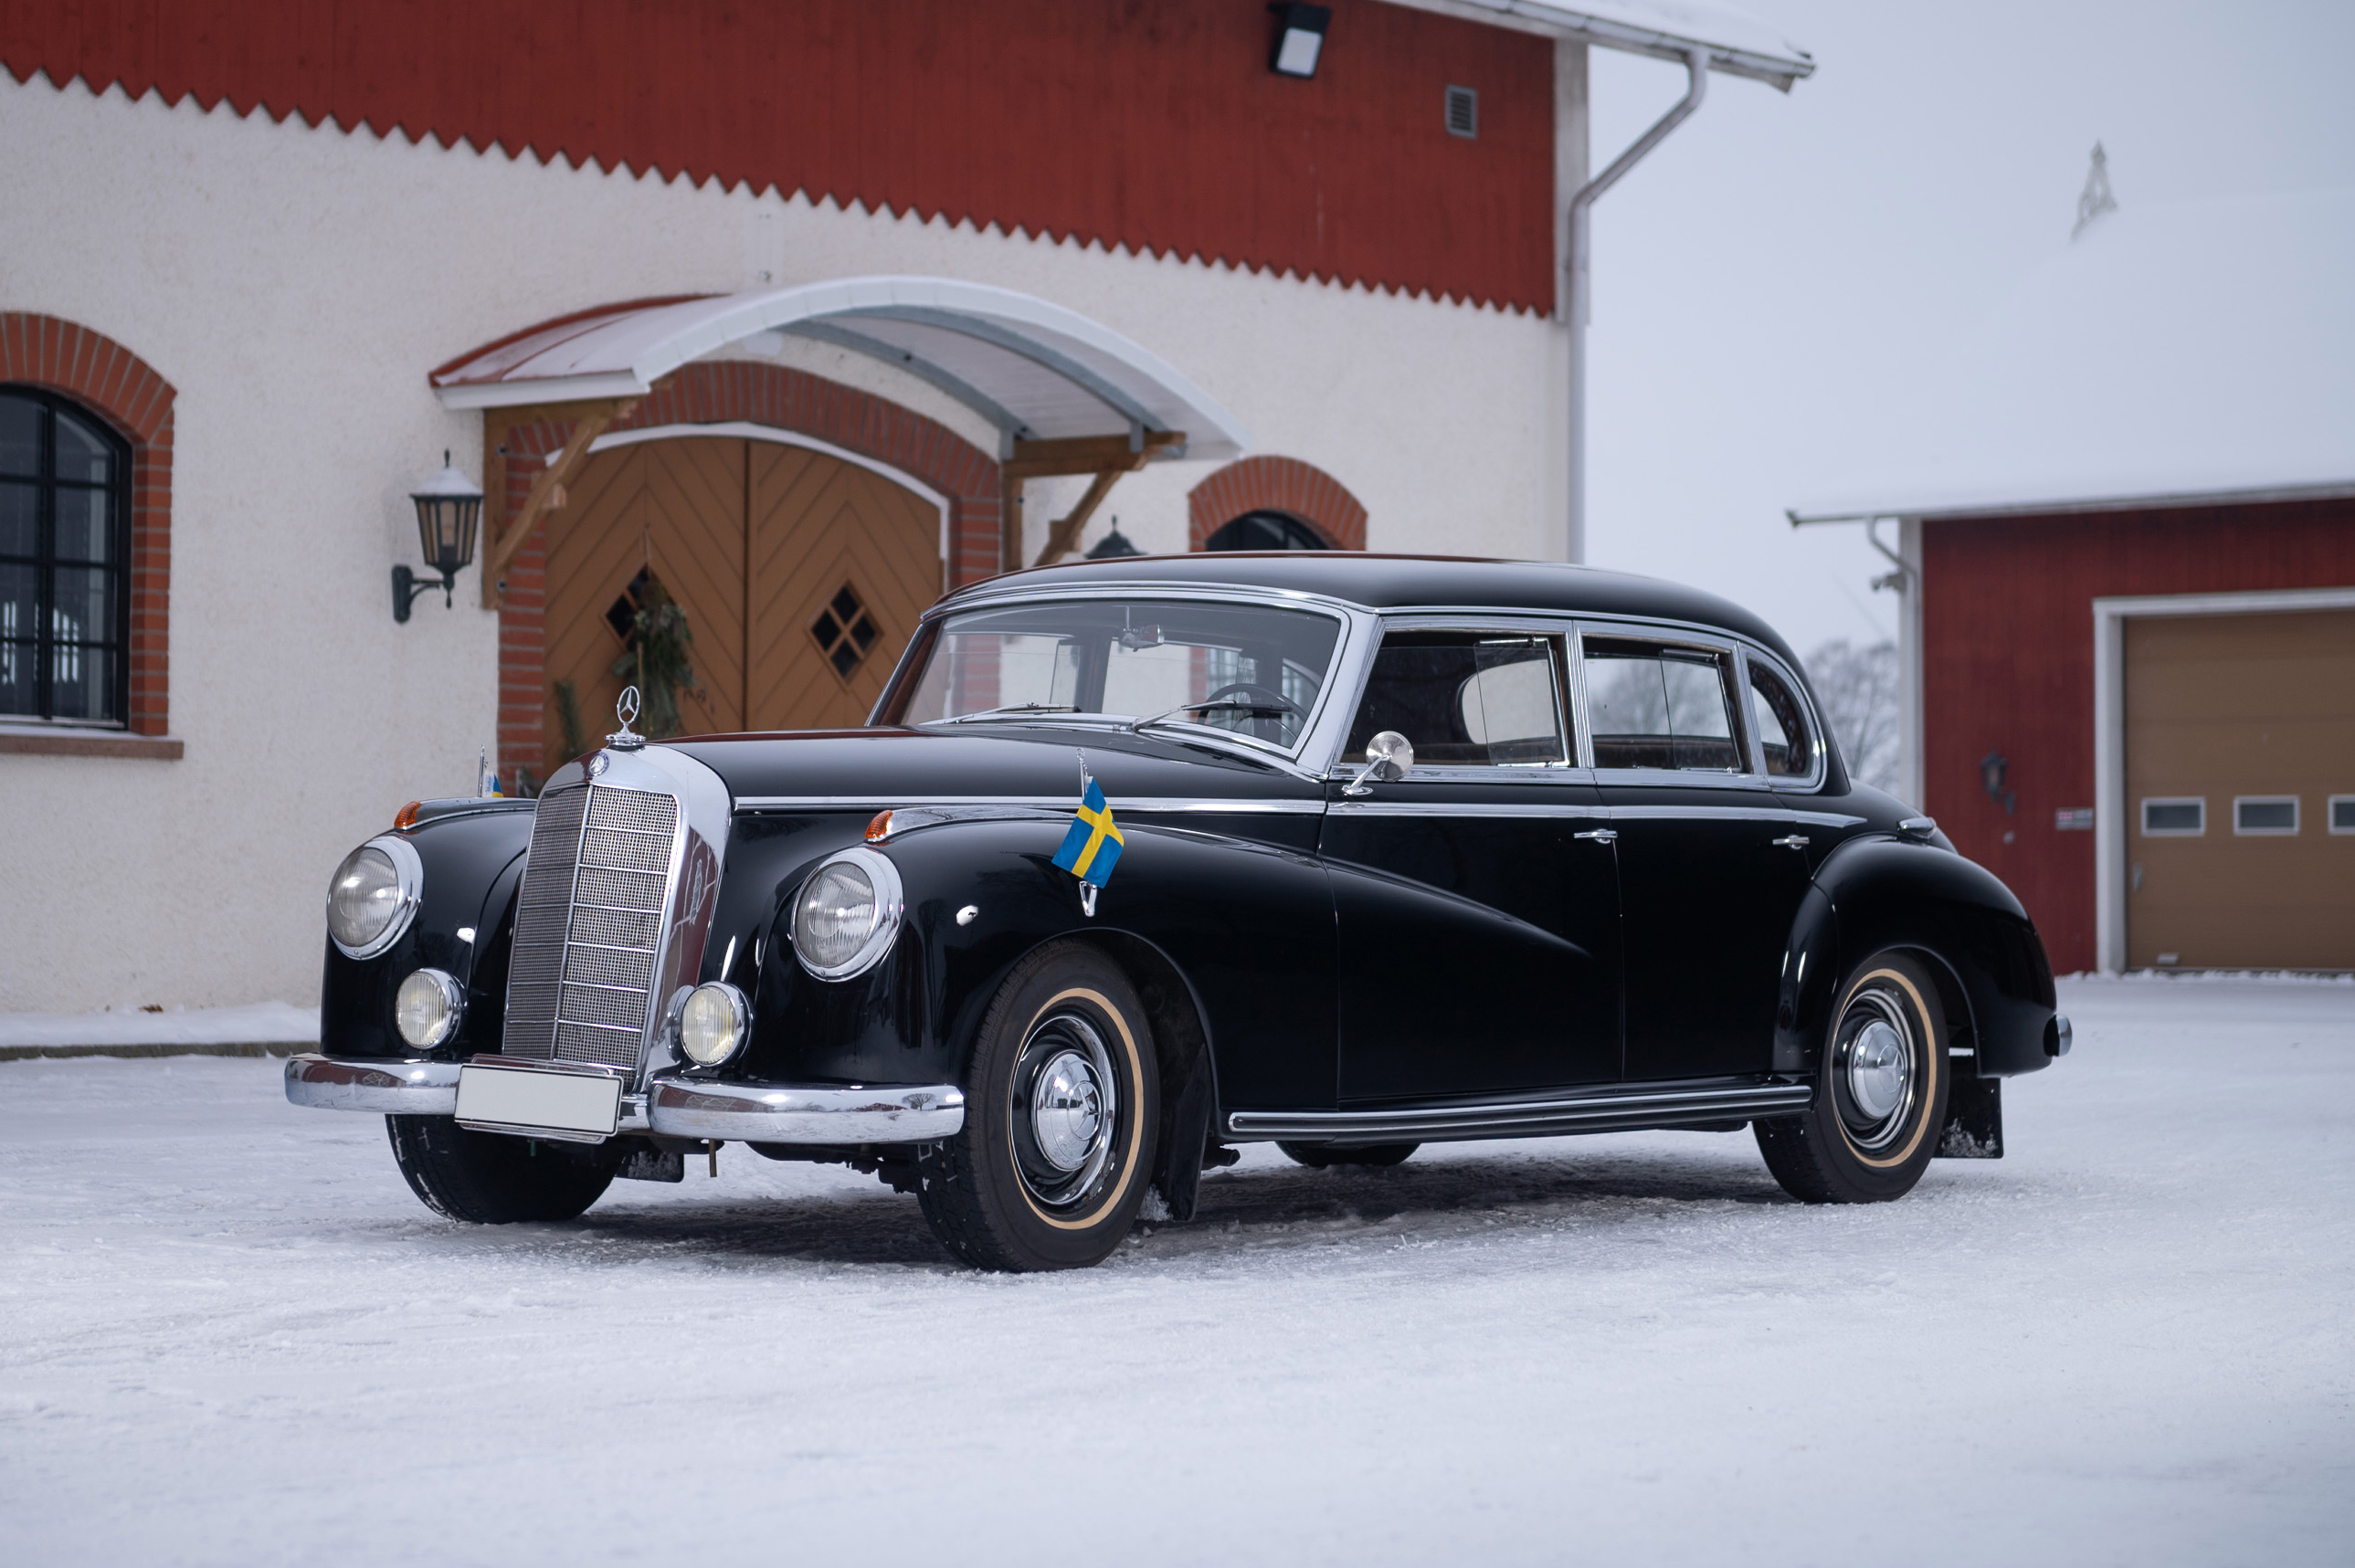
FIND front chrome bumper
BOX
[283,1054,964,1144]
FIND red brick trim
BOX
[0,729,183,759]
[1188,457,1368,552]
[0,313,175,738]
[490,362,1000,783]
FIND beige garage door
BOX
[542,437,941,777]
[2126,609,2355,970]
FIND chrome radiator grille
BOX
[502,783,681,1071]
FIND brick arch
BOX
[0,313,176,742]
[1188,456,1368,553]
[490,361,1001,783]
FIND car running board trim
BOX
[1226,1079,1813,1143]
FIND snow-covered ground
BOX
[4,978,2349,1565]
[0,1001,318,1052]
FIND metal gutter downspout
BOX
[1568,48,1706,563]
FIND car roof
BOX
[942,552,1802,666]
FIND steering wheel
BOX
[1202,682,1301,715]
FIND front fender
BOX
[1808,836,2058,1077]
[318,801,535,1059]
[731,817,1336,1110]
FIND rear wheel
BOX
[1279,1142,1419,1168]
[385,1114,618,1224]
[1755,952,1948,1204]
[918,942,1158,1271]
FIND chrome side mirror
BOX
[1343,731,1414,796]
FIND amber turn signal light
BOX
[393,800,424,830]
[864,809,894,843]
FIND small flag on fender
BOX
[1052,771,1124,889]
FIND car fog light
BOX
[327,837,423,959]
[792,848,904,980]
[678,982,750,1066]
[394,968,465,1048]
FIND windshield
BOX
[888,597,1344,751]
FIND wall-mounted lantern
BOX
[1269,3,1330,79]
[1980,750,2016,816]
[396,451,483,623]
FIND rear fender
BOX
[1810,836,2057,1078]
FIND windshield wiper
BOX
[1125,696,1301,735]
[939,703,1082,725]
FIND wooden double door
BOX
[543,437,941,774]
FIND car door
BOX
[1323,625,1623,1100]
[1575,628,1815,1082]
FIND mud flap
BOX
[1152,1066,1215,1222]
[1937,1071,2003,1158]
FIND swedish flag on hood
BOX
[1052,773,1124,889]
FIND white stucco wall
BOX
[0,72,1567,1012]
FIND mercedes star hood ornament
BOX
[607,684,647,751]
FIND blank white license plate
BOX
[456,1063,622,1141]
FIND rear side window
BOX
[1582,637,1743,772]
[1748,658,1817,779]
[1345,632,1568,768]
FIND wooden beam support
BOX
[1031,467,1127,568]
[999,472,1025,575]
[479,396,637,607]
[1001,429,1184,480]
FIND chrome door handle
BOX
[1773,835,1811,849]
[1574,828,1618,843]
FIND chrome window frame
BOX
[1567,621,1767,790]
[880,582,1380,782]
[1325,613,1580,784]
[1732,646,1830,793]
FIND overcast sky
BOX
[1579,0,2355,654]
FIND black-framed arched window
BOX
[0,387,131,725]
[1204,510,1331,552]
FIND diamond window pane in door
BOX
[811,584,882,680]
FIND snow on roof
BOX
[1790,187,2355,523]
[1390,0,1814,89]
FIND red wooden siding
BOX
[1,0,1557,312]
[1920,497,2355,973]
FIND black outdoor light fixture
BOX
[395,450,483,623]
[1980,750,2016,816]
[1268,3,1330,79]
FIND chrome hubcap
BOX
[1835,990,1917,1151]
[1030,1049,1104,1172]
[1009,1012,1118,1208]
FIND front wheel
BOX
[918,942,1159,1271]
[386,1114,618,1223]
[1755,952,1949,1204]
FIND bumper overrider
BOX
[283,1054,966,1144]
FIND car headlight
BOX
[792,847,904,980]
[394,968,465,1048]
[327,836,423,959]
[677,982,751,1066]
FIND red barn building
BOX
[1793,187,2355,974]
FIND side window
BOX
[1747,658,1817,779]
[1345,632,1567,768]
[1582,637,1743,773]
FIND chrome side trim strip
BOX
[1598,804,1867,826]
[284,1053,460,1113]
[1226,1081,1813,1142]
[647,1077,966,1143]
[736,794,1325,816]
[1327,801,1610,819]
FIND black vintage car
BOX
[289,554,2067,1270]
